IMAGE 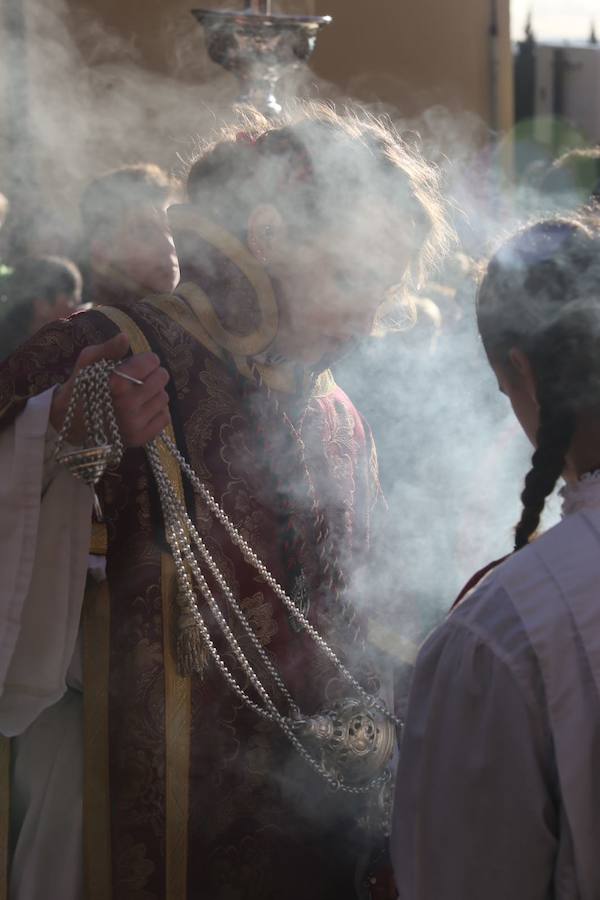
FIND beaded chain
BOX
[56,361,401,795]
[54,360,124,465]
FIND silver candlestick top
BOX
[245,0,272,13]
[193,4,332,116]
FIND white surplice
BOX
[0,388,93,900]
[392,476,600,900]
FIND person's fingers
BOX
[112,368,169,415]
[99,332,130,361]
[111,352,163,391]
[126,409,171,448]
[50,336,129,435]
[133,366,169,399]
[57,335,172,449]
[138,388,170,418]
[75,333,130,373]
[119,390,170,440]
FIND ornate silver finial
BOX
[192,4,332,116]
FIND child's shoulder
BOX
[456,510,600,643]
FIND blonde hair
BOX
[187,102,452,292]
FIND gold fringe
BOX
[176,608,209,679]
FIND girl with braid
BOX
[392,216,600,899]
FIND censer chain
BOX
[148,443,297,712]
[55,360,123,465]
[56,361,399,794]
[148,445,389,795]
[160,432,401,729]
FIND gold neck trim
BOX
[142,290,336,398]
[154,208,337,397]
[167,206,278,357]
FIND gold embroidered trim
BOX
[312,368,336,397]
[144,293,224,362]
[168,205,279,357]
[235,356,336,397]
[141,293,337,398]
[83,579,112,900]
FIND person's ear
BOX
[247,204,286,265]
[508,347,539,406]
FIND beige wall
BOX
[312,0,513,130]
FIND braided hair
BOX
[477,217,600,551]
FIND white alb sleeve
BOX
[0,388,93,736]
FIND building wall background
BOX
[534,44,600,143]
[53,0,512,126]
[0,0,513,254]
[313,0,513,131]
[52,0,513,127]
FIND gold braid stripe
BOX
[0,736,9,900]
[166,206,279,358]
[95,306,191,900]
[90,521,108,557]
[83,579,112,900]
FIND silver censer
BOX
[297,698,397,788]
[192,6,331,116]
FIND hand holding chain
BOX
[55,360,124,518]
[55,359,401,810]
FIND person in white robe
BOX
[392,216,600,899]
[0,165,180,900]
[0,334,171,900]
[1,387,91,900]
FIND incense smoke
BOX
[0,0,562,669]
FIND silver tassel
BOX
[176,603,210,678]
